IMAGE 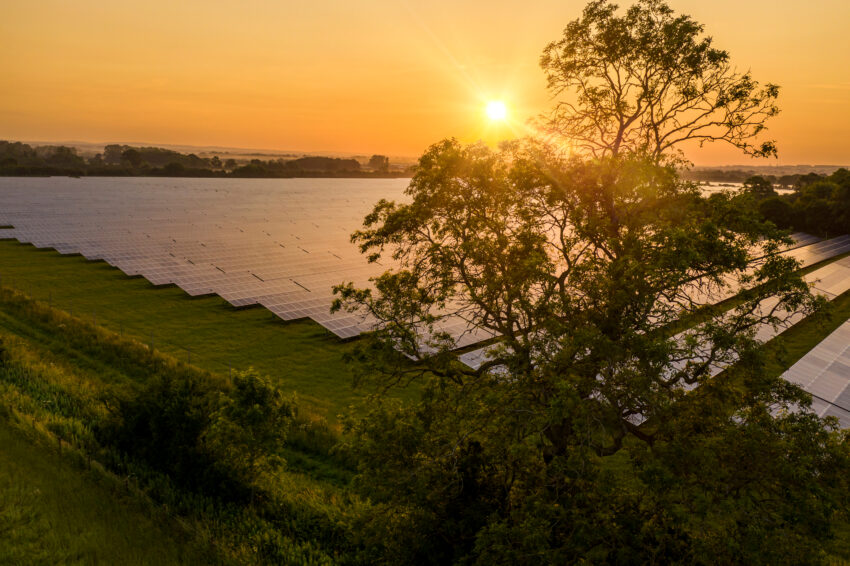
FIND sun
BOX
[485,100,508,121]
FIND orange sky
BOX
[2,0,849,165]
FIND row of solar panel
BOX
[783,321,850,424]
[0,177,407,340]
[458,234,850,370]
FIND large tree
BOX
[333,2,849,564]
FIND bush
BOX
[97,373,246,499]
[203,369,296,494]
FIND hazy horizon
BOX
[11,138,849,171]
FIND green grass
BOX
[0,293,355,565]
[0,240,412,423]
[0,423,217,565]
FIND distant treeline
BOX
[741,169,850,236]
[683,167,830,189]
[0,141,412,178]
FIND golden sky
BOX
[2,0,849,165]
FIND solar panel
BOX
[782,321,850,427]
[0,177,409,341]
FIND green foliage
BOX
[204,368,296,490]
[98,371,242,498]
[759,196,793,227]
[230,156,367,177]
[368,155,390,172]
[743,175,777,199]
[752,168,850,236]
[0,289,362,563]
[0,141,86,176]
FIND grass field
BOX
[0,239,412,423]
[0,424,217,565]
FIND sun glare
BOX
[485,100,507,121]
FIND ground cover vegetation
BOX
[0,141,406,178]
[0,239,425,420]
[0,285,369,564]
[331,0,850,563]
[0,423,218,565]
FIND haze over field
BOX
[2,0,849,165]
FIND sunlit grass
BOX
[0,239,416,423]
[0,293,358,564]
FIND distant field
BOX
[0,239,408,423]
[0,424,216,565]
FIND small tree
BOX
[368,154,390,172]
[203,369,295,500]
[121,148,143,168]
[103,144,125,164]
[759,196,793,228]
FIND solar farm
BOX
[0,176,495,348]
[0,176,407,339]
[0,176,848,425]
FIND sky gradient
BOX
[2,0,849,165]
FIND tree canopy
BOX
[760,168,850,237]
[332,1,850,563]
[743,175,777,199]
[539,0,780,162]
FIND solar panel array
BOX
[787,235,850,269]
[679,233,849,308]
[782,320,850,426]
[0,176,415,339]
[459,242,850,426]
[459,234,850,370]
[0,176,847,402]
